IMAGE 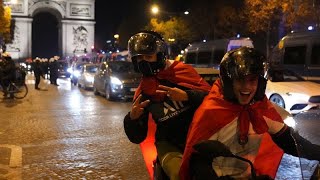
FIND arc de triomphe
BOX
[5,0,95,60]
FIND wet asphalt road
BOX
[0,74,149,180]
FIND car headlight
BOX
[86,75,94,82]
[110,76,122,85]
[73,70,81,77]
[67,67,73,73]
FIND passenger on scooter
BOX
[123,31,211,180]
[179,47,320,179]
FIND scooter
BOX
[191,140,319,180]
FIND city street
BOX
[0,74,149,179]
[0,74,319,179]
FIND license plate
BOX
[130,88,137,92]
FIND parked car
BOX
[77,64,99,89]
[69,62,88,85]
[93,61,141,100]
[265,67,320,114]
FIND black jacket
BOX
[124,80,208,151]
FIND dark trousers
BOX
[35,74,40,89]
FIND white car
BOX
[77,64,99,90]
[265,68,320,114]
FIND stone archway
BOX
[32,11,60,58]
[5,0,95,60]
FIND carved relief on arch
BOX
[28,0,66,18]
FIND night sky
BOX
[31,0,192,58]
[94,0,191,49]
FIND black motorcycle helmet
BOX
[219,47,267,103]
[128,30,167,76]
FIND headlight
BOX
[110,76,122,85]
[67,67,72,73]
[86,75,94,82]
[73,70,81,77]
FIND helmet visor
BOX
[128,33,166,57]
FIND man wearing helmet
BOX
[179,47,320,179]
[123,31,211,179]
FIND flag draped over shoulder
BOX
[179,79,284,180]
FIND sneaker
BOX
[35,87,40,90]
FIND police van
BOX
[181,37,253,85]
[183,37,254,69]
[270,31,320,79]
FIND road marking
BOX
[0,145,22,168]
[0,144,22,179]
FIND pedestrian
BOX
[32,58,44,90]
[179,47,320,179]
[49,57,59,86]
[123,31,211,180]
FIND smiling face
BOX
[232,74,259,105]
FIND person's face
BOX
[136,54,157,63]
[232,74,259,105]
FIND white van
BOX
[183,37,254,69]
[270,31,320,79]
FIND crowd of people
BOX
[31,56,60,90]
[0,51,62,98]
[123,31,320,180]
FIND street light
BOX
[150,4,189,16]
[151,4,159,15]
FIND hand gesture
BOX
[130,94,150,120]
[156,85,188,101]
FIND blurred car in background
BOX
[57,60,71,78]
[77,64,99,90]
[93,61,141,100]
[68,62,88,85]
[265,67,320,114]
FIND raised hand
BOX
[156,85,188,101]
[129,94,150,120]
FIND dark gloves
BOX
[272,125,320,161]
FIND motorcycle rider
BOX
[123,31,211,180]
[179,47,320,179]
